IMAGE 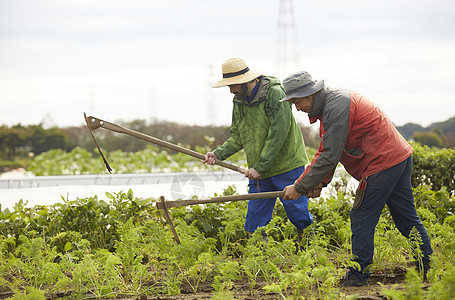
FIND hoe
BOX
[84,113,284,243]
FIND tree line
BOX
[1,115,453,168]
[0,120,320,163]
[396,116,455,148]
[0,124,70,160]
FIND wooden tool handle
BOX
[85,115,246,175]
[156,191,285,209]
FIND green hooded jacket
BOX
[213,76,309,179]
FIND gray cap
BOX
[280,71,324,102]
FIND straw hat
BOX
[212,58,262,88]
[280,71,324,102]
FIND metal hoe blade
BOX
[83,112,112,173]
[85,115,105,131]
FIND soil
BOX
[0,267,424,299]
[119,267,415,300]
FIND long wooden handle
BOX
[156,191,285,209]
[85,115,246,175]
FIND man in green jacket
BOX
[204,57,313,237]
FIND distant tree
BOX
[42,129,70,153]
[128,119,147,132]
[0,125,28,159]
[412,130,444,148]
[0,124,70,160]
[26,125,70,155]
[62,126,93,151]
[428,116,455,134]
[444,132,455,148]
[397,122,424,139]
[27,125,47,154]
[63,119,232,153]
[425,116,455,147]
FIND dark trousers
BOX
[350,156,433,278]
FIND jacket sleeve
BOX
[295,95,351,194]
[253,88,291,174]
[213,105,243,161]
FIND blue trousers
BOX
[244,166,313,232]
[350,156,433,278]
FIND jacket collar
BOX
[233,76,268,106]
[309,87,326,124]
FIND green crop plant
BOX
[428,222,455,265]
[382,268,424,300]
[216,203,249,257]
[166,219,218,293]
[140,220,179,294]
[114,218,149,294]
[13,236,64,288]
[71,253,102,297]
[240,229,270,293]
[309,192,352,251]
[407,227,425,279]
[311,261,341,299]
[279,250,316,298]
[171,219,218,269]
[7,235,71,298]
[92,249,124,297]
[372,219,408,273]
[173,203,227,248]
[212,260,240,293]
[49,230,91,260]
[0,235,15,280]
[7,285,46,300]
[28,145,248,175]
[426,263,455,299]
[413,185,455,222]
[184,251,216,293]
[30,147,112,175]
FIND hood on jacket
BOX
[309,87,327,123]
[233,76,283,106]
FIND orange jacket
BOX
[295,87,412,193]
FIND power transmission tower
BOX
[275,0,301,80]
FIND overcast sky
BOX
[1,0,454,130]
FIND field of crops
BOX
[0,144,454,299]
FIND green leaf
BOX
[64,242,72,252]
[127,189,134,200]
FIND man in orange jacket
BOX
[281,71,433,286]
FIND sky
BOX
[1,0,455,130]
